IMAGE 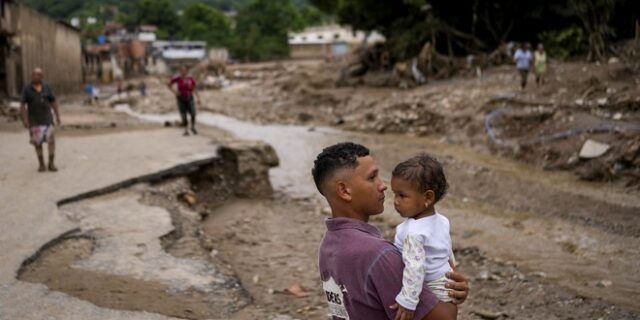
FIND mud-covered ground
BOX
[2,57,639,320]
[183,59,640,189]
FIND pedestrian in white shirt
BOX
[514,42,533,89]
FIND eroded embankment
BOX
[18,141,279,320]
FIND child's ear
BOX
[423,190,436,207]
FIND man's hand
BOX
[445,271,469,305]
[390,303,415,320]
[56,118,61,126]
[23,121,29,129]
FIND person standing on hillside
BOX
[168,66,201,136]
[513,42,533,89]
[534,43,548,86]
[20,68,61,172]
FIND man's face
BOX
[348,156,387,216]
[180,67,188,77]
[32,70,43,84]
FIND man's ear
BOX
[336,181,352,202]
[424,190,436,207]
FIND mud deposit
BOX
[17,141,278,320]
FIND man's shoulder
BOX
[321,229,396,259]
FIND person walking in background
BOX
[139,81,147,97]
[534,43,548,86]
[513,42,533,89]
[168,66,201,136]
[20,68,61,172]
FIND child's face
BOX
[390,177,428,218]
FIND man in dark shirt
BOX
[20,68,61,172]
[168,66,201,136]
[313,143,469,320]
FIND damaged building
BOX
[0,0,82,98]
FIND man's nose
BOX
[379,181,387,192]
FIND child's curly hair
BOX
[392,153,449,203]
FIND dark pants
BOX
[177,96,196,127]
[518,69,529,89]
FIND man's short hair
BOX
[312,142,370,195]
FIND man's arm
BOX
[366,248,468,320]
[167,78,178,96]
[51,101,61,126]
[20,103,29,128]
[192,79,201,105]
[421,302,457,320]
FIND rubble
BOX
[579,139,611,159]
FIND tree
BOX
[129,0,179,39]
[569,0,614,61]
[232,0,301,61]
[180,4,232,47]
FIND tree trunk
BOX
[571,0,614,62]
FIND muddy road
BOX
[115,101,640,319]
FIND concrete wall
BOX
[290,43,329,60]
[13,5,82,96]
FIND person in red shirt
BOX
[168,66,201,136]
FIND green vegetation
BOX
[19,0,326,61]
[20,0,637,62]
[180,3,233,48]
[311,0,640,61]
[233,0,302,61]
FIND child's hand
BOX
[390,303,415,320]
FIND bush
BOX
[538,26,588,59]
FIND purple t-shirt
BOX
[319,217,439,320]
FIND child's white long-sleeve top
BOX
[394,213,453,310]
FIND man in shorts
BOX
[20,68,61,172]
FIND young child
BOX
[390,153,455,320]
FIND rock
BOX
[596,279,613,287]
[613,112,622,120]
[474,309,507,319]
[529,272,547,278]
[321,206,332,216]
[252,274,260,284]
[181,192,197,206]
[608,57,620,64]
[579,139,610,159]
[164,121,173,127]
[575,99,584,106]
[271,314,297,320]
[332,117,345,125]
[567,154,579,166]
[597,97,608,105]
[477,270,489,280]
[297,112,313,123]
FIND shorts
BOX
[30,125,54,146]
[177,96,196,125]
